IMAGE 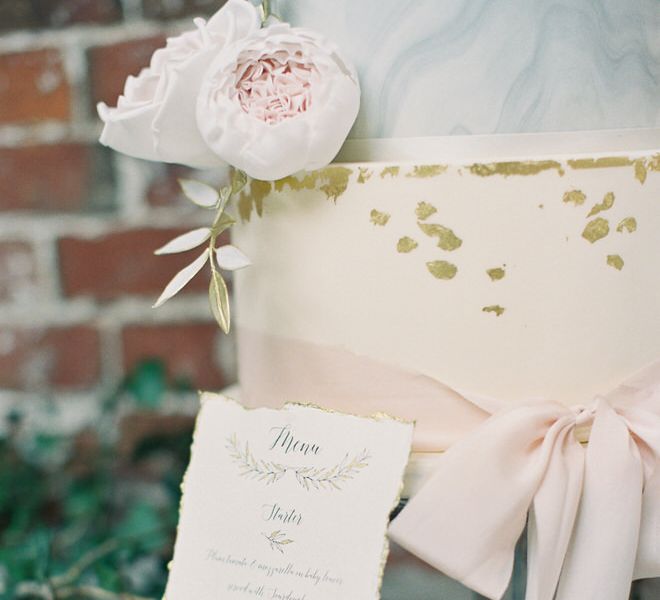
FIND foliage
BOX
[0,361,195,600]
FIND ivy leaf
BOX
[215,245,251,271]
[178,179,219,208]
[209,270,230,334]
[154,227,211,255]
[153,249,209,308]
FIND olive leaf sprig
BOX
[152,169,250,334]
[226,433,288,484]
[263,530,294,554]
[293,449,371,491]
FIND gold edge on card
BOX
[197,391,417,427]
[283,400,417,427]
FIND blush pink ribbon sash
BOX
[389,361,660,600]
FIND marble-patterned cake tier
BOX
[273,0,660,137]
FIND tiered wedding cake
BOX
[97,1,659,597]
[233,0,660,453]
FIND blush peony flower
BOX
[196,23,361,181]
[97,0,260,168]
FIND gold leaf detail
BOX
[587,192,615,217]
[370,209,390,226]
[318,166,353,201]
[209,271,230,334]
[483,305,505,317]
[649,154,660,172]
[634,160,648,184]
[397,237,418,253]
[563,189,586,206]
[231,169,248,195]
[418,222,462,251]
[380,166,400,178]
[415,201,437,221]
[486,267,506,281]
[237,179,272,222]
[426,260,457,280]
[469,160,563,177]
[273,172,318,193]
[616,217,637,233]
[606,255,624,271]
[568,157,633,170]
[582,218,610,243]
[357,167,373,183]
[272,167,353,202]
[407,165,447,178]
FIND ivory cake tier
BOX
[233,132,660,451]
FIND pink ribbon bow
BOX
[389,362,660,600]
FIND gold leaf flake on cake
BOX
[397,237,418,253]
[318,166,353,201]
[273,171,318,193]
[486,267,506,281]
[582,217,610,243]
[407,165,447,178]
[606,255,625,271]
[380,166,400,178]
[357,167,373,183]
[562,189,586,206]
[468,160,563,177]
[370,209,390,226]
[272,167,353,202]
[616,217,637,233]
[418,222,462,251]
[482,305,505,316]
[649,154,660,172]
[415,201,437,221]
[426,260,457,280]
[568,156,633,170]
[634,160,648,184]
[237,179,272,222]
[587,192,615,217]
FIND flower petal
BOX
[153,248,209,308]
[154,227,211,255]
[179,179,219,208]
[215,245,251,271]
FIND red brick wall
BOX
[0,0,235,414]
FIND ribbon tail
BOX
[556,400,644,600]
[526,417,584,600]
[389,404,565,600]
[622,407,660,580]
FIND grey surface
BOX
[274,0,660,138]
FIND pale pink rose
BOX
[196,23,361,181]
[97,0,260,168]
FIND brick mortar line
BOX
[0,209,213,238]
[0,294,215,327]
[98,319,128,387]
[0,18,191,54]
[0,121,103,147]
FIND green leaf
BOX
[126,359,167,408]
[209,271,230,334]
